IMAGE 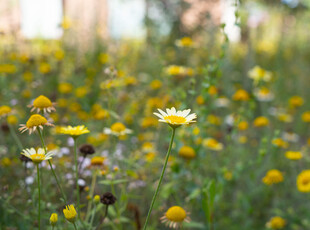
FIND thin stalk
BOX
[142,127,176,230]
[73,222,78,230]
[86,171,97,222]
[8,123,23,151]
[37,128,67,203]
[96,205,109,230]
[89,204,97,230]
[73,138,81,219]
[37,164,41,230]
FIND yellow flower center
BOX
[33,95,52,108]
[26,114,48,128]
[111,122,126,133]
[164,115,186,124]
[166,206,187,222]
[302,177,310,185]
[30,154,46,163]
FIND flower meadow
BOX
[0,2,310,230]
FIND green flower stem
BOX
[73,137,81,220]
[37,164,41,230]
[86,171,97,222]
[73,222,78,230]
[142,127,176,230]
[8,123,23,152]
[37,128,67,203]
[89,204,96,230]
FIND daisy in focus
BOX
[28,95,56,113]
[160,206,190,229]
[60,125,90,137]
[19,114,53,134]
[153,107,196,128]
[21,147,55,164]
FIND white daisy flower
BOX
[154,107,196,128]
[21,147,55,164]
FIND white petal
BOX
[153,112,164,119]
[158,109,168,117]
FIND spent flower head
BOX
[28,95,56,113]
[19,114,53,134]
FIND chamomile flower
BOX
[19,114,53,134]
[21,148,55,164]
[103,122,132,136]
[153,107,196,128]
[160,206,190,229]
[28,95,56,113]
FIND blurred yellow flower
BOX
[297,170,310,192]
[175,37,194,47]
[39,62,51,74]
[272,138,288,149]
[285,151,302,160]
[178,146,196,160]
[99,53,109,64]
[22,72,33,82]
[196,95,205,105]
[301,111,310,122]
[203,138,223,151]
[141,117,158,128]
[248,66,272,84]
[262,169,283,185]
[237,121,248,131]
[50,213,58,226]
[150,80,162,90]
[289,96,304,108]
[254,87,274,101]
[60,125,90,137]
[104,122,132,137]
[75,87,88,98]
[145,152,156,162]
[266,216,286,229]
[277,113,293,123]
[90,156,105,166]
[54,49,65,60]
[0,105,12,118]
[208,86,218,96]
[7,115,18,125]
[0,64,16,74]
[58,83,73,94]
[61,16,72,30]
[207,114,221,125]
[253,116,269,127]
[232,89,250,101]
